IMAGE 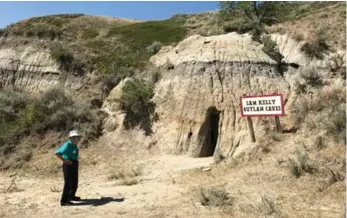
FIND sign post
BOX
[240,93,285,142]
[275,116,282,133]
[247,116,256,142]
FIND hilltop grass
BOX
[0,2,344,75]
[82,28,99,39]
[2,14,85,40]
[107,19,186,47]
[99,19,187,72]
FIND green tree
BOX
[219,2,290,40]
[220,1,288,25]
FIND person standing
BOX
[56,130,82,206]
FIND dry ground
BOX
[0,131,345,218]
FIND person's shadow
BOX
[73,197,125,206]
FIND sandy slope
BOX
[0,155,218,218]
[0,144,345,218]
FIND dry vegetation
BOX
[0,87,105,170]
[268,2,346,49]
[108,164,143,186]
[0,2,345,217]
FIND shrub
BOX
[0,89,31,145]
[146,41,162,55]
[0,88,31,110]
[101,67,134,98]
[291,87,345,142]
[118,79,156,135]
[98,48,141,74]
[262,35,286,75]
[328,54,346,80]
[36,88,103,139]
[0,28,7,37]
[300,68,324,88]
[50,44,84,75]
[293,32,304,42]
[321,104,346,143]
[260,195,276,215]
[151,70,162,83]
[101,75,121,99]
[289,149,310,178]
[293,68,324,94]
[300,31,331,59]
[82,28,99,39]
[0,87,104,155]
[222,21,254,34]
[199,187,232,207]
[23,103,47,128]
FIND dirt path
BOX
[0,152,345,218]
[0,155,217,218]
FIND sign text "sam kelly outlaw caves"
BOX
[240,94,285,117]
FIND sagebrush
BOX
[118,79,156,135]
[0,88,104,165]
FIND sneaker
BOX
[60,201,75,206]
[70,196,81,201]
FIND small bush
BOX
[108,164,142,186]
[37,88,103,139]
[101,67,134,98]
[0,88,104,156]
[293,32,304,41]
[322,104,346,143]
[328,54,346,79]
[23,103,47,128]
[146,41,162,55]
[300,31,331,59]
[222,21,254,34]
[292,87,345,135]
[0,28,8,37]
[118,79,155,135]
[300,68,324,88]
[262,35,286,75]
[260,195,276,215]
[199,187,232,207]
[289,149,310,178]
[293,68,324,94]
[0,89,32,146]
[151,70,162,83]
[82,28,99,39]
[50,44,84,75]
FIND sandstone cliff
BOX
[140,32,344,159]
[0,46,87,92]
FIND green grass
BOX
[25,14,85,27]
[107,19,186,47]
[102,19,187,72]
[82,28,99,39]
[118,79,156,135]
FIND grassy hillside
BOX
[0,2,345,171]
[0,2,344,76]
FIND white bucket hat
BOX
[69,130,81,138]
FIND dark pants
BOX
[61,160,78,202]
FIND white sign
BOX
[240,94,285,117]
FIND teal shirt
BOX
[56,140,79,160]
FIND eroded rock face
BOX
[148,33,311,158]
[0,46,85,92]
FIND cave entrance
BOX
[198,106,220,157]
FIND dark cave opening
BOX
[198,106,220,157]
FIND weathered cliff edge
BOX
[0,45,86,92]
[0,32,343,160]
[142,32,343,158]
